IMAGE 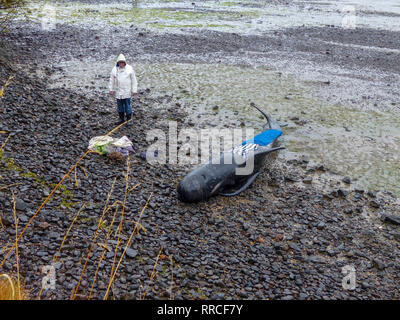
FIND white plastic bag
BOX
[88,135,134,156]
[88,136,115,154]
[112,136,133,148]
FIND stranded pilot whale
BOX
[177,105,284,203]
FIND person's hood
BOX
[116,53,127,64]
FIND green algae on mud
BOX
[148,22,234,29]
[14,0,400,35]
[23,1,260,31]
[0,150,79,212]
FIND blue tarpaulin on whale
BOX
[241,129,282,147]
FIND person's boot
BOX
[115,112,124,125]
[126,113,132,124]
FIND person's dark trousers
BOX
[116,98,132,124]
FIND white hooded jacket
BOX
[109,54,138,99]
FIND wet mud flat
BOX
[1,1,400,299]
[7,3,400,195]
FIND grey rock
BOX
[369,200,380,208]
[126,248,138,259]
[317,222,325,230]
[15,199,27,211]
[344,208,353,214]
[367,191,377,198]
[342,177,351,184]
[19,214,28,223]
[299,293,308,300]
[211,293,225,300]
[303,177,312,184]
[1,215,13,227]
[54,262,62,270]
[106,252,114,259]
[372,259,385,270]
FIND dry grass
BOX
[0,133,10,152]
[0,182,21,191]
[103,192,153,300]
[70,177,117,300]
[0,192,28,300]
[0,116,157,300]
[37,202,87,299]
[141,246,163,300]
[11,191,21,299]
[169,255,174,300]
[0,274,28,300]
[88,204,119,299]
[0,150,93,270]
[1,119,133,270]
[0,75,13,97]
[107,156,131,295]
[0,195,28,300]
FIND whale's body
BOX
[177,106,284,203]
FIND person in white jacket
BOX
[109,53,138,125]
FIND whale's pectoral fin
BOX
[256,146,285,155]
[219,171,261,197]
[210,180,224,196]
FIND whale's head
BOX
[177,172,209,203]
[177,165,228,203]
